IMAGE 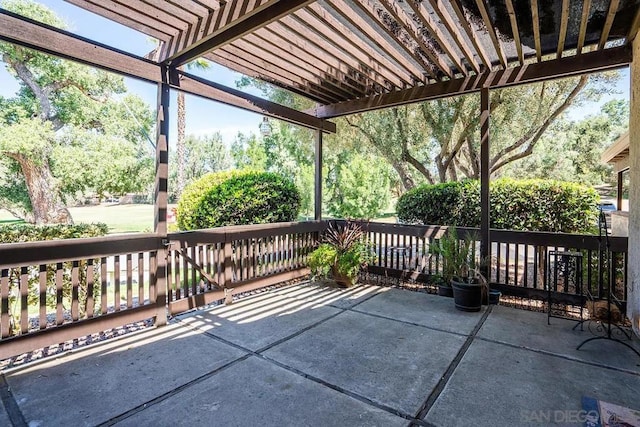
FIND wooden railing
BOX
[356,222,628,306]
[0,220,627,360]
[166,221,324,314]
[0,234,163,359]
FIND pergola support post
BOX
[628,36,640,337]
[480,88,491,281]
[153,77,170,326]
[314,130,323,220]
[617,170,624,211]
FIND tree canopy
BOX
[0,0,155,224]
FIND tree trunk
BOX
[14,154,72,224]
[176,91,187,198]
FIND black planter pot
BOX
[438,285,454,298]
[489,289,501,305]
[451,278,482,312]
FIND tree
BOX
[0,0,154,224]
[344,73,619,190]
[231,132,267,170]
[169,132,231,201]
[176,59,211,198]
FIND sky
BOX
[0,0,631,147]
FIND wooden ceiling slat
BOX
[599,0,621,49]
[425,0,481,74]
[557,0,570,58]
[255,28,373,95]
[112,0,191,31]
[300,6,411,88]
[205,51,336,104]
[213,46,344,103]
[166,0,313,67]
[87,0,183,35]
[627,6,640,42]
[312,46,631,118]
[165,0,210,19]
[379,0,459,78]
[352,0,439,80]
[142,0,202,25]
[193,0,223,10]
[450,0,493,70]
[239,34,365,99]
[266,21,394,92]
[504,0,523,65]
[227,39,354,100]
[65,0,173,41]
[577,0,591,54]
[324,0,427,83]
[474,0,507,67]
[530,0,542,61]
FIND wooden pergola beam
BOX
[450,0,493,70]
[599,0,621,49]
[557,0,570,58]
[475,0,507,67]
[504,0,523,65]
[577,0,592,54]
[0,9,336,133]
[165,0,314,67]
[311,46,631,118]
[531,0,542,62]
[427,0,481,74]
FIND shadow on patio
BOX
[1,282,639,426]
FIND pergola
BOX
[1,0,640,338]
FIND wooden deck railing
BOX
[0,234,162,359]
[356,222,628,306]
[0,220,627,360]
[166,221,324,314]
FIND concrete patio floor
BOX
[1,282,639,426]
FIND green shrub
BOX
[0,223,108,243]
[0,223,109,334]
[179,171,301,230]
[176,170,251,230]
[396,178,597,233]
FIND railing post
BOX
[223,232,234,304]
[153,71,170,326]
[480,87,491,280]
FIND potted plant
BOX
[308,221,375,287]
[432,227,488,311]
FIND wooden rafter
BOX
[427,0,480,74]
[627,5,640,42]
[66,0,174,41]
[164,0,211,19]
[324,0,427,83]
[450,0,493,70]
[301,5,412,87]
[204,51,336,105]
[234,36,362,100]
[576,0,591,54]
[213,45,344,103]
[311,46,631,118]
[378,0,457,78]
[165,0,314,67]
[530,0,542,61]
[557,0,570,58]
[143,0,204,25]
[504,0,523,65]
[599,0,621,49]
[0,10,336,132]
[265,21,392,92]
[474,0,507,68]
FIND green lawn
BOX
[0,204,400,234]
[0,204,160,234]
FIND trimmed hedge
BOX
[0,222,108,243]
[176,170,251,231]
[396,178,598,233]
[1,223,109,333]
[177,171,301,230]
